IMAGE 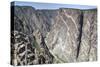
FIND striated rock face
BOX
[77,10,97,61]
[11,6,97,66]
[45,9,82,63]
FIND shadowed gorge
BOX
[11,5,97,66]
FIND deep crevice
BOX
[76,11,84,59]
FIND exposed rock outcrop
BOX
[11,6,97,66]
[77,10,97,61]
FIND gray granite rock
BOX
[11,6,97,66]
[45,8,82,63]
[77,9,97,61]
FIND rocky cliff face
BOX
[11,6,97,66]
[77,10,97,61]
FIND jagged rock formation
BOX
[11,6,97,66]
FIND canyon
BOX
[11,6,97,65]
